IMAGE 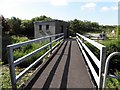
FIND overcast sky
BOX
[0,0,119,25]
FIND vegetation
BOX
[69,19,100,36]
[97,39,120,89]
[116,25,120,38]
[106,70,120,89]
[2,15,52,37]
[2,35,50,67]
[1,64,34,88]
[85,38,120,89]
[99,39,120,72]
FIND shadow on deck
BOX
[23,39,94,89]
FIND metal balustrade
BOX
[7,33,64,89]
[102,52,120,89]
[76,33,106,89]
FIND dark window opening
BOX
[39,25,42,30]
[66,26,69,37]
[46,25,49,30]
[61,25,63,33]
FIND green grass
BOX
[1,65,34,89]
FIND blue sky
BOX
[0,0,119,25]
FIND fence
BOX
[7,33,64,89]
[76,33,106,89]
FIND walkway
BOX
[24,39,94,89]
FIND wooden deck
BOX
[24,39,94,89]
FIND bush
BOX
[13,42,49,68]
[99,39,120,72]
[2,35,50,67]
[106,70,120,89]
[2,35,29,64]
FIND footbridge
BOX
[7,33,120,90]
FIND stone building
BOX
[34,19,69,38]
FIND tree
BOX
[20,20,34,37]
[91,22,99,31]
[1,15,10,34]
[7,17,21,35]
[31,15,52,22]
[70,19,81,36]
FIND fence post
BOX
[98,47,106,89]
[7,47,17,90]
[50,37,52,53]
[82,38,84,43]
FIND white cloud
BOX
[111,6,118,10]
[100,6,118,12]
[101,6,110,12]
[81,3,96,11]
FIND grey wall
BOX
[34,21,69,39]
[34,22,55,38]
[55,21,69,38]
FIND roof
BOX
[34,19,69,24]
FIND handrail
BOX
[76,33,106,89]
[7,33,64,89]
[76,33,105,50]
[102,52,120,89]
[7,33,63,49]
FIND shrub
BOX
[2,35,29,64]
[13,40,50,68]
[99,39,120,72]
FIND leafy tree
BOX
[20,20,34,37]
[7,17,21,35]
[70,19,81,36]
[91,22,99,31]
[31,15,52,22]
[1,15,10,34]
[69,19,100,36]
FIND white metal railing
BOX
[102,52,120,89]
[76,33,106,89]
[7,33,64,89]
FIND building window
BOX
[46,25,49,30]
[61,25,63,33]
[39,25,42,30]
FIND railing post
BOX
[98,47,106,89]
[50,37,52,53]
[82,38,84,43]
[7,47,17,90]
